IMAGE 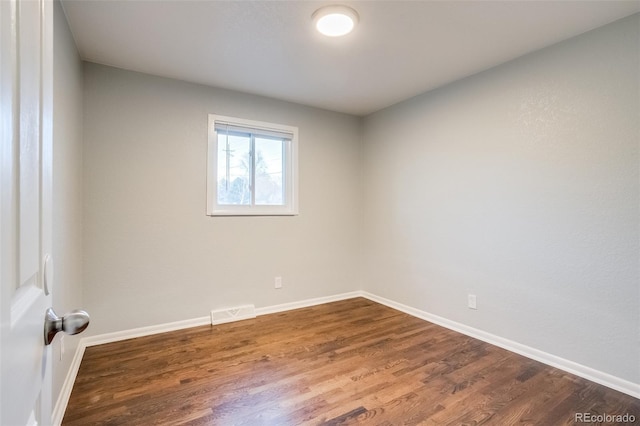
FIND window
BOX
[207,114,298,216]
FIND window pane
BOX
[254,137,284,205]
[217,132,251,205]
[208,114,298,216]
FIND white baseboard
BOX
[81,316,211,347]
[51,341,86,426]
[359,291,640,399]
[255,291,362,316]
[79,291,362,348]
[53,290,639,424]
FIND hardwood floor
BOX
[63,298,639,425]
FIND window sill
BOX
[207,207,299,217]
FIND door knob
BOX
[44,308,90,345]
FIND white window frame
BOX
[207,114,299,216]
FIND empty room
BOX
[1,0,639,425]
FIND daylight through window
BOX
[207,115,298,216]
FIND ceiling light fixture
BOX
[312,5,359,37]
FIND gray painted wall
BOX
[362,14,639,383]
[52,0,84,408]
[82,63,362,335]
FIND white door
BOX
[1,0,54,424]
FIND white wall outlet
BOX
[274,276,282,289]
[468,294,477,310]
[60,335,65,361]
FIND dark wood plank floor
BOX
[63,298,640,425]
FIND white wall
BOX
[52,0,84,408]
[82,63,362,335]
[362,14,639,384]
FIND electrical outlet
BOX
[60,335,65,361]
[468,294,477,310]
[274,276,282,289]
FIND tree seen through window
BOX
[217,132,284,206]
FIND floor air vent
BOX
[210,304,256,325]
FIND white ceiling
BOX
[61,1,640,116]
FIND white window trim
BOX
[207,114,299,216]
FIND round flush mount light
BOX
[312,5,359,37]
